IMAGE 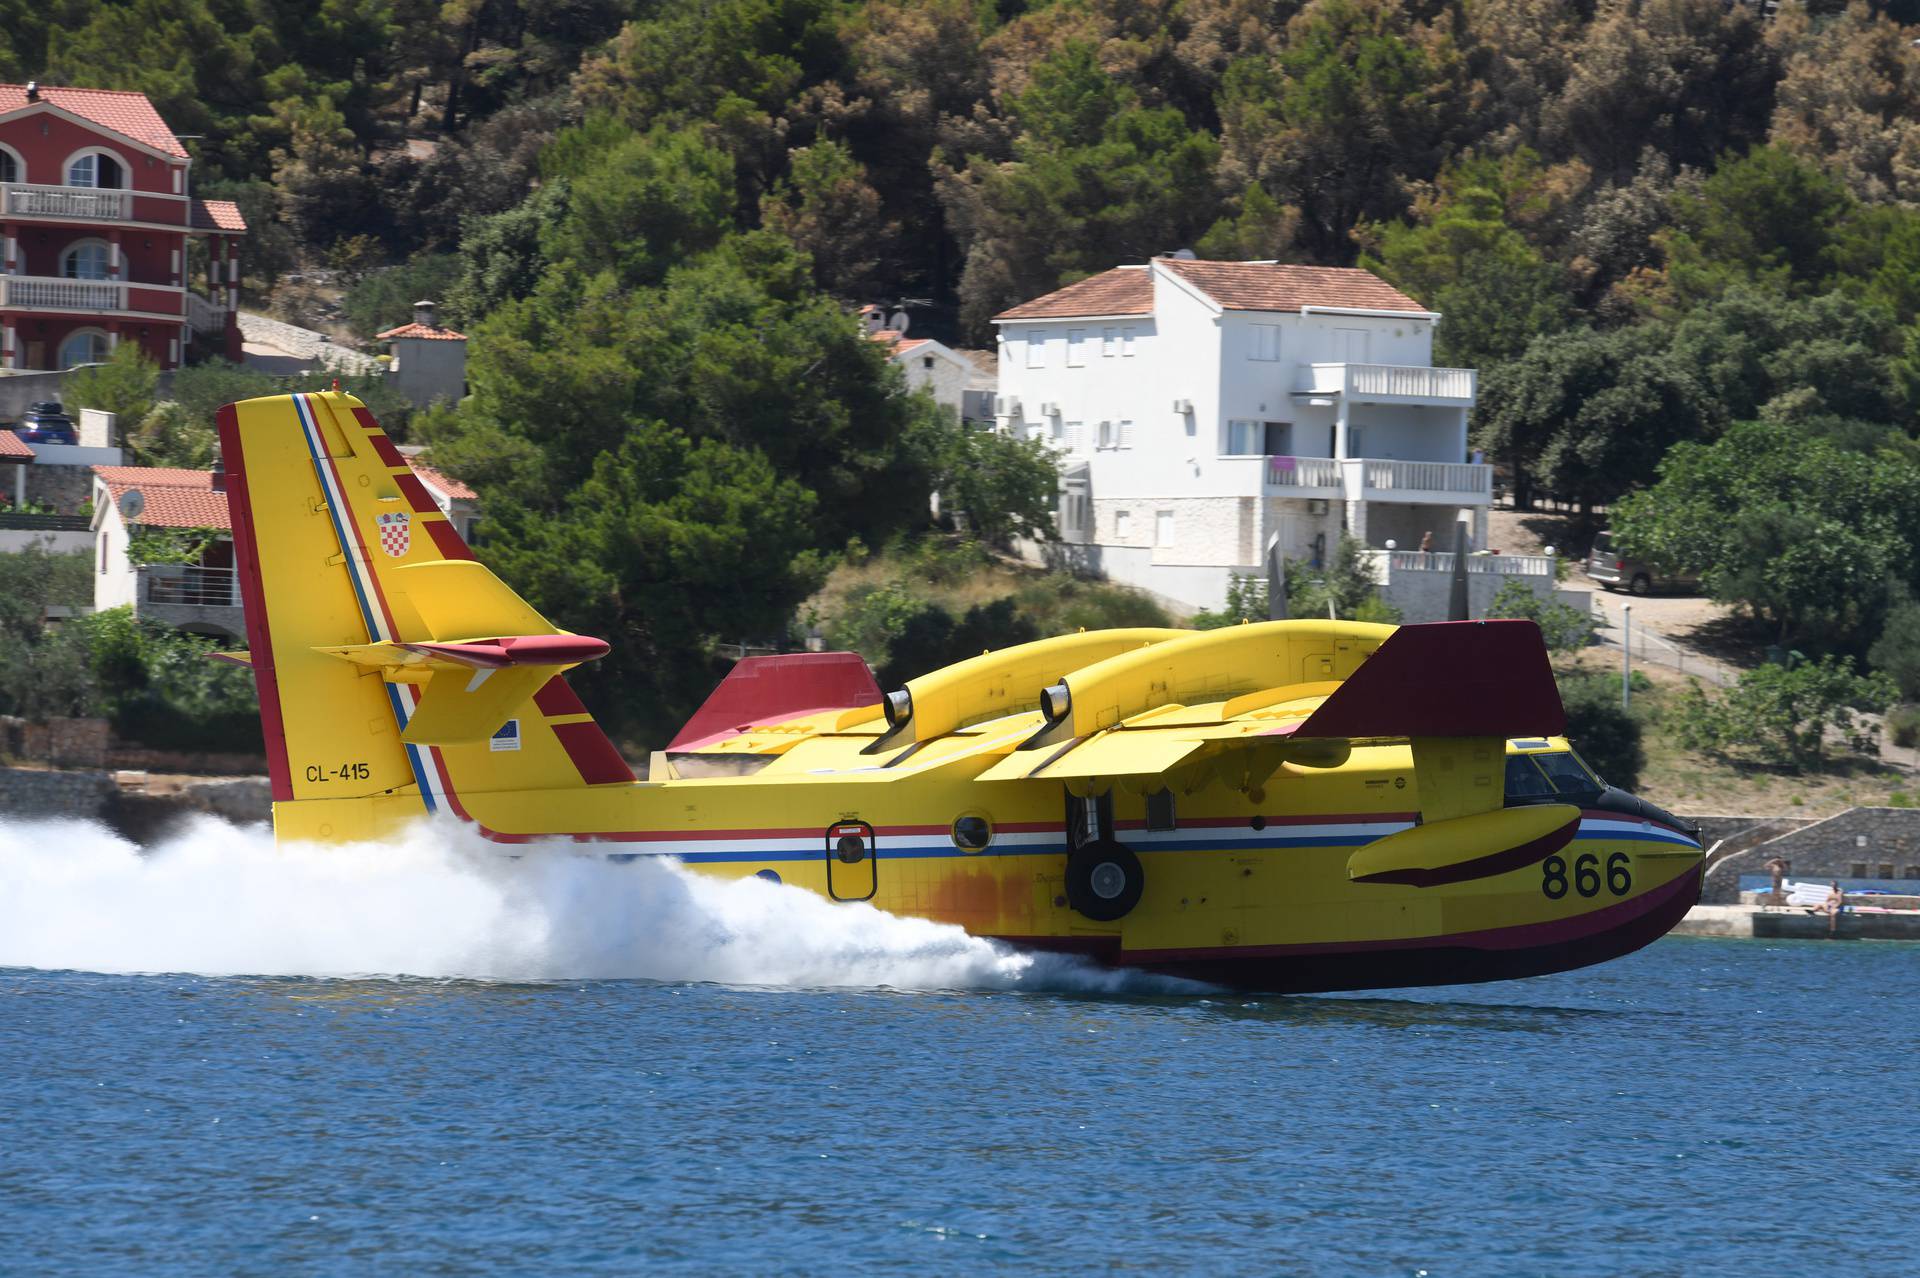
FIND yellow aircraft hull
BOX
[222,392,1702,993]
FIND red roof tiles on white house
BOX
[869,329,931,357]
[0,84,188,157]
[377,322,467,341]
[0,432,34,461]
[92,466,230,530]
[411,462,476,502]
[993,259,1429,321]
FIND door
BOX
[1263,422,1291,454]
[825,820,877,901]
[1337,328,1370,363]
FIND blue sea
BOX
[1,816,1915,1276]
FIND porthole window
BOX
[951,813,993,853]
[835,833,867,864]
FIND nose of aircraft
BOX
[1596,785,1701,847]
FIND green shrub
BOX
[1889,704,1920,749]
[1674,655,1895,772]
[1486,576,1595,652]
[1557,671,1645,791]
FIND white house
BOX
[993,256,1489,611]
[871,328,972,423]
[379,300,468,408]
[89,459,478,641]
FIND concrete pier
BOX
[1675,904,1920,941]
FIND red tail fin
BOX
[1285,620,1566,740]
[668,653,881,750]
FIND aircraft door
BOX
[825,820,877,901]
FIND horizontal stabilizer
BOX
[209,650,252,667]
[669,653,881,751]
[1347,804,1579,887]
[1282,620,1565,741]
[399,635,610,669]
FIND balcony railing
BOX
[0,276,124,311]
[1351,458,1492,499]
[140,564,239,608]
[1265,454,1343,490]
[1297,363,1477,402]
[1381,550,1554,576]
[185,290,222,338]
[2,182,130,221]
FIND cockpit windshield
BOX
[1505,749,1604,805]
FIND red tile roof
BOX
[411,462,475,502]
[377,321,467,341]
[0,84,187,157]
[190,198,247,232]
[92,466,230,530]
[994,266,1153,321]
[869,329,933,357]
[993,259,1429,320]
[1160,259,1428,313]
[0,432,33,461]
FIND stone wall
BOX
[0,765,114,819]
[1700,807,1920,903]
[23,461,97,514]
[1,715,110,768]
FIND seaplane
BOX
[213,391,1704,993]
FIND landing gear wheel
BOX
[1629,573,1652,596]
[1065,839,1145,922]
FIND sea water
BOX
[1,817,1914,1276]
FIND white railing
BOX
[1349,458,1493,498]
[2,182,131,221]
[185,291,222,337]
[1383,551,1555,576]
[0,275,126,311]
[1265,454,1342,489]
[1297,362,1476,401]
[139,564,239,608]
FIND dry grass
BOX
[1559,648,1920,819]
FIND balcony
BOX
[1296,362,1476,405]
[137,563,244,637]
[1,182,131,221]
[1348,458,1492,503]
[0,275,184,318]
[1264,454,1343,495]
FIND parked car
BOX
[1586,530,1698,595]
[14,401,77,446]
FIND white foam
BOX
[0,816,1197,992]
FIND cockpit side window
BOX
[1505,755,1556,803]
[1535,750,1603,797]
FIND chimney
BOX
[412,299,438,329]
[210,450,226,493]
[24,81,38,102]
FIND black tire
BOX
[1065,839,1145,922]
[1629,573,1652,596]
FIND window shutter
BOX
[1119,421,1135,450]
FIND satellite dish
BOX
[118,489,145,522]
[888,309,910,335]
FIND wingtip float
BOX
[217,390,1703,993]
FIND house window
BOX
[67,152,124,189]
[1115,509,1132,540]
[1102,327,1117,357]
[1224,420,1264,456]
[99,538,106,573]
[1336,327,1370,363]
[62,241,111,281]
[1097,421,1115,449]
[0,149,16,185]
[1248,324,1281,361]
[1121,326,1137,356]
[1067,329,1086,367]
[1117,420,1134,450]
[59,329,111,368]
[1263,422,1291,453]
[1026,331,1046,368]
[1155,510,1175,547]
[1059,420,1080,452]
[921,356,933,369]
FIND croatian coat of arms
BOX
[377,511,411,557]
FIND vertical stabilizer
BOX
[219,391,633,843]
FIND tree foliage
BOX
[1674,657,1894,773]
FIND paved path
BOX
[1583,576,1740,686]
[237,312,381,376]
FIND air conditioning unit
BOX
[994,395,1021,416]
[1172,398,1193,414]
[1307,499,1331,516]
[1040,401,1061,417]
